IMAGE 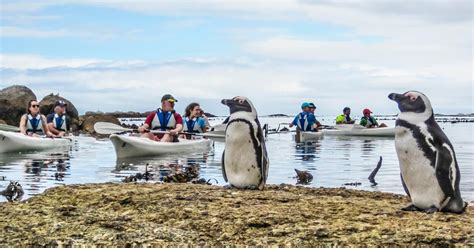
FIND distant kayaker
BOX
[19,100,54,137]
[336,107,355,124]
[138,94,183,142]
[47,100,70,137]
[360,108,387,128]
[289,102,318,131]
[308,102,322,130]
[181,103,207,139]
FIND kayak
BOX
[0,130,72,153]
[294,131,323,142]
[110,134,213,158]
[322,124,395,137]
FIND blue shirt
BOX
[292,112,317,131]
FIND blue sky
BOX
[1,1,472,116]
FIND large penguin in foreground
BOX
[389,91,466,213]
[221,96,269,190]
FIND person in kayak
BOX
[336,107,355,124]
[19,100,54,137]
[138,94,183,142]
[181,103,207,139]
[200,109,211,130]
[47,100,70,137]
[359,108,387,128]
[308,102,322,130]
[289,102,318,131]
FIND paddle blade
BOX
[94,122,131,134]
[0,123,20,132]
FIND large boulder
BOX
[0,85,37,126]
[80,113,121,135]
[39,94,80,131]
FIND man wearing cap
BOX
[289,102,318,131]
[360,108,387,128]
[336,107,355,125]
[308,102,322,130]
[138,94,183,142]
[47,100,70,137]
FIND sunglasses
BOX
[31,105,39,108]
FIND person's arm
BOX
[289,116,298,127]
[46,114,60,135]
[169,114,183,135]
[42,116,54,137]
[139,113,154,133]
[360,118,367,127]
[199,118,208,132]
[19,115,27,135]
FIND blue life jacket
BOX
[26,114,44,134]
[151,109,176,131]
[297,112,314,131]
[183,116,204,133]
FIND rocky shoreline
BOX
[0,183,472,246]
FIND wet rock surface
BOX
[79,113,121,135]
[0,183,472,246]
[0,85,37,126]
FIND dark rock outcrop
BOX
[39,94,80,131]
[0,85,37,126]
[80,113,121,134]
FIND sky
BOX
[0,0,472,116]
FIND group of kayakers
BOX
[291,102,387,132]
[19,100,70,138]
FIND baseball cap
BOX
[301,102,310,109]
[363,108,372,114]
[343,107,351,112]
[308,102,316,109]
[161,94,178,103]
[54,100,67,107]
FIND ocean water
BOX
[0,116,473,203]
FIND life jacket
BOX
[52,114,67,131]
[183,116,204,133]
[297,112,313,131]
[150,109,176,131]
[26,114,44,134]
[362,116,376,126]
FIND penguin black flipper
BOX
[221,150,228,182]
[255,118,269,185]
[434,146,456,198]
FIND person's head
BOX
[308,102,316,113]
[363,108,372,117]
[343,107,351,115]
[185,102,201,118]
[301,102,311,112]
[54,100,67,115]
[27,100,40,115]
[161,94,177,112]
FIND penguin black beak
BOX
[221,99,233,106]
[388,93,403,102]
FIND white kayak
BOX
[110,134,213,158]
[322,124,395,137]
[294,131,323,142]
[0,130,72,153]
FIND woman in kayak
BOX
[359,108,387,128]
[19,100,54,137]
[181,103,208,139]
[138,94,183,142]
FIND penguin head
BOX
[221,96,257,117]
[388,91,433,117]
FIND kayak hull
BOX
[110,134,213,158]
[322,125,395,137]
[294,131,323,142]
[0,131,72,153]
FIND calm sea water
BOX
[0,117,473,203]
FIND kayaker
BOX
[181,103,207,139]
[360,108,387,128]
[19,100,54,137]
[138,94,183,142]
[47,100,70,137]
[289,102,318,131]
[308,102,322,130]
[336,107,355,124]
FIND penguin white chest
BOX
[224,121,261,188]
[395,126,445,209]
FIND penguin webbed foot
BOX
[423,206,439,214]
[401,204,421,212]
[223,185,233,189]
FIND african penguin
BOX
[389,91,466,213]
[221,96,269,190]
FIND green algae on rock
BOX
[0,183,472,246]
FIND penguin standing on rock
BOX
[221,96,269,190]
[389,91,466,213]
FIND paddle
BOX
[0,123,20,132]
[94,122,225,141]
